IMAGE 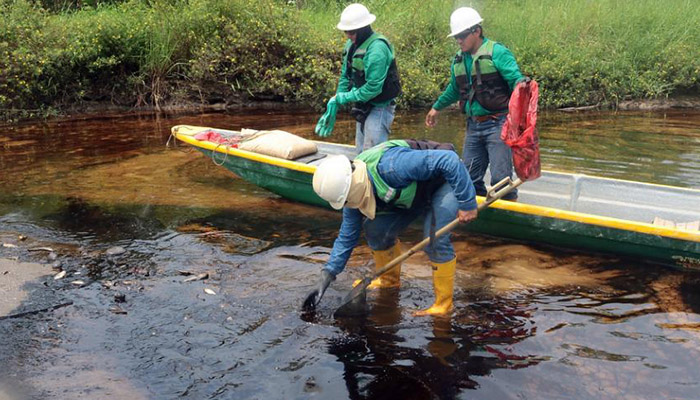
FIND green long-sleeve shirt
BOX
[336,37,394,107]
[432,38,523,117]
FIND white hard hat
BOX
[313,155,353,209]
[447,7,483,38]
[337,3,376,31]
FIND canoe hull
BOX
[199,147,327,207]
[175,126,700,270]
[466,208,700,270]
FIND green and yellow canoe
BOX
[172,125,700,270]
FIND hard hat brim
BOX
[336,14,376,31]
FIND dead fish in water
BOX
[53,271,66,280]
[2,243,17,248]
[184,272,209,282]
[71,280,85,286]
[204,288,216,295]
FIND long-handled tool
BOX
[333,176,524,318]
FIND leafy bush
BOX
[1,0,699,121]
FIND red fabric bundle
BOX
[501,79,541,181]
[194,130,226,143]
[194,130,239,147]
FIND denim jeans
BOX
[355,103,396,153]
[462,114,517,200]
[362,183,458,264]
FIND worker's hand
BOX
[425,108,440,127]
[301,269,335,311]
[315,96,338,138]
[457,209,478,223]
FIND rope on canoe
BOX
[211,142,231,166]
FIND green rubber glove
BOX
[315,96,338,138]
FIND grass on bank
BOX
[1,0,699,121]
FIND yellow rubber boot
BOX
[414,258,456,316]
[354,241,402,289]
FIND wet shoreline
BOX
[3,95,700,127]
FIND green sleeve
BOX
[337,40,392,104]
[432,60,460,110]
[336,40,352,94]
[492,43,523,90]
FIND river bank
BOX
[6,94,700,127]
[2,0,699,122]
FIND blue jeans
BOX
[362,183,458,264]
[355,103,396,152]
[462,115,517,200]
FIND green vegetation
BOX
[1,0,699,121]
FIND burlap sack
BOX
[238,130,317,160]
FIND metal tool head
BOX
[333,277,371,318]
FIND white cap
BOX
[312,155,353,209]
[447,7,483,38]
[337,3,376,31]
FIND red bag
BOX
[501,79,541,181]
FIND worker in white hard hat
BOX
[425,7,524,201]
[303,139,478,316]
[315,3,401,153]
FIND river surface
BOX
[0,109,699,399]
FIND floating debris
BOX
[28,247,55,252]
[177,270,195,276]
[184,272,209,282]
[204,288,216,295]
[114,294,126,303]
[53,271,66,280]
[71,280,85,286]
[18,235,27,241]
[108,306,127,315]
[105,246,126,256]
[2,243,17,248]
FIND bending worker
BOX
[425,7,522,201]
[305,140,478,316]
[315,3,401,152]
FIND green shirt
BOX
[432,38,523,117]
[337,37,394,107]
